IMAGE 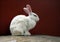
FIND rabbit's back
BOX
[10,15,28,28]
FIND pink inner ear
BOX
[23,8,30,14]
[26,4,32,12]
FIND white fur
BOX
[10,4,39,35]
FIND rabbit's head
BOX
[23,4,39,22]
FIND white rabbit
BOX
[10,4,39,36]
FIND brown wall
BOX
[0,0,60,36]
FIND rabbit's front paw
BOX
[24,31,31,36]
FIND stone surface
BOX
[0,35,60,42]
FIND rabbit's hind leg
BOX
[11,30,22,36]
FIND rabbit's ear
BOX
[26,4,32,12]
[23,7,30,14]
[23,4,32,14]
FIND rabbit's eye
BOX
[34,15,37,17]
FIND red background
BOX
[0,0,60,36]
